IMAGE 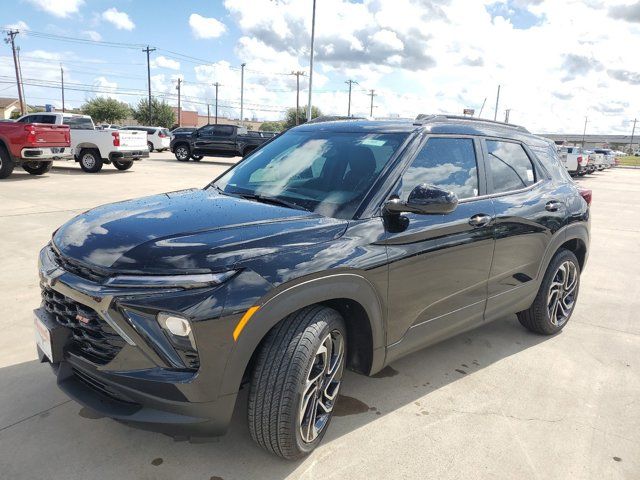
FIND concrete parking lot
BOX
[0,155,638,479]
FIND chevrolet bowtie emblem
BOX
[76,314,91,325]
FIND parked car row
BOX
[558,145,618,176]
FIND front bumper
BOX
[37,245,243,436]
[108,150,149,162]
[21,147,73,161]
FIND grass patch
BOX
[618,156,640,167]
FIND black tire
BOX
[191,155,203,161]
[517,249,580,335]
[22,161,53,175]
[113,160,133,171]
[79,149,103,173]
[147,141,154,153]
[0,146,15,179]
[174,144,190,161]
[248,305,347,460]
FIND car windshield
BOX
[212,129,409,219]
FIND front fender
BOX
[219,272,386,395]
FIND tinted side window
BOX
[400,137,479,200]
[198,126,215,136]
[34,115,57,124]
[213,125,235,136]
[487,140,535,193]
[63,116,94,130]
[17,115,34,123]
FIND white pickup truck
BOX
[558,146,587,176]
[16,113,148,172]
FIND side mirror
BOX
[384,184,458,215]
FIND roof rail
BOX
[414,114,530,133]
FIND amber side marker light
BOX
[233,306,260,341]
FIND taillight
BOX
[577,156,582,165]
[579,188,592,206]
[112,131,120,146]
[24,125,36,144]
[158,132,167,138]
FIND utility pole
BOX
[291,71,305,125]
[306,0,317,121]
[60,65,65,112]
[504,109,511,123]
[207,104,210,124]
[142,45,156,124]
[629,118,637,154]
[16,47,27,111]
[175,78,181,127]
[5,30,25,115]
[582,116,588,148]
[345,79,358,117]
[240,63,246,126]
[213,82,220,124]
[493,85,501,121]
[368,89,376,117]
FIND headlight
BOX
[104,271,236,289]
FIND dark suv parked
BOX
[35,116,590,459]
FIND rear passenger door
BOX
[483,138,567,322]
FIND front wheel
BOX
[147,141,154,153]
[79,149,103,173]
[113,160,133,171]
[0,146,15,179]
[517,249,580,335]
[174,145,190,161]
[248,306,346,459]
[22,161,53,175]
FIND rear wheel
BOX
[147,141,154,153]
[174,144,190,161]
[22,161,52,175]
[113,160,133,171]
[79,149,103,173]
[517,249,580,335]
[248,306,346,459]
[0,146,15,179]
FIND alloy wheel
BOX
[176,147,189,160]
[547,260,578,327]
[299,330,345,443]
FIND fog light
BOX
[158,313,191,337]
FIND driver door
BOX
[382,136,496,360]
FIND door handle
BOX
[469,214,492,228]
[545,201,562,212]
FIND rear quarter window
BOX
[530,142,572,183]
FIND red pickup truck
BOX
[0,120,72,179]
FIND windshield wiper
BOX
[235,193,309,212]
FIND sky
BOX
[1,0,639,134]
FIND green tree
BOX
[81,97,131,124]
[259,120,285,132]
[132,98,175,127]
[283,106,322,129]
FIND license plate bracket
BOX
[34,308,70,363]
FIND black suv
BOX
[35,116,590,459]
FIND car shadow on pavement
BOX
[50,166,129,175]
[0,315,550,478]
[149,157,239,168]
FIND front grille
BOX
[51,248,106,283]
[41,284,125,365]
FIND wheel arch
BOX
[219,273,386,396]
[537,222,589,282]
[76,143,101,159]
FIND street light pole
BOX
[213,82,220,124]
[345,79,357,117]
[306,0,317,122]
[629,118,637,154]
[240,63,246,126]
[493,85,501,122]
[582,116,588,148]
[60,65,65,112]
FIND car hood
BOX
[53,188,347,273]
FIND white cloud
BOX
[82,30,102,41]
[5,20,29,31]
[370,30,404,52]
[189,13,227,39]
[151,55,181,71]
[25,0,84,18]
[101,8,135,31]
